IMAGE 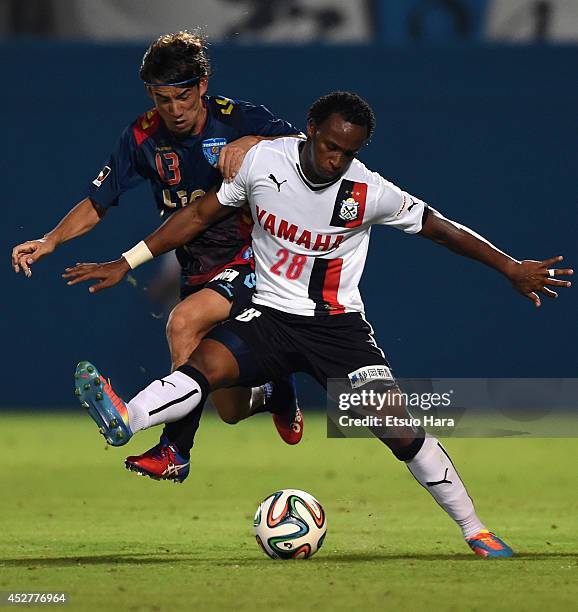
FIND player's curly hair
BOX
[139,31,211,84]
[308,92,375,139]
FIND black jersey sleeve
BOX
[86,125,148,209]
[236,99,301,138]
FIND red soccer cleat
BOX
[265,374,303,445]
[272,406,303,445]
[125,436,190,483]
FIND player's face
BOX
[304,113,368,183]
[147,77,209,136]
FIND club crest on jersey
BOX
[202,138,227,167]
[339,197,359,222]
[92,165,111,188]
[330,180,368,228]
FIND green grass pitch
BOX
[0,412,576,611]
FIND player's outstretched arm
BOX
[11,198,105,277]
[62,190,233,294]
[144,190,233,256]
[419,208,573,307]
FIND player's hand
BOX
[12,237,57,277]
[217,136,260,182]
[504,256,573,307]
[63,258,131,294]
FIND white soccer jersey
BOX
[217,137,428,316]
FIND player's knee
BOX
[166,310,183,342]
[166,303,201,342]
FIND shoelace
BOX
[158,446,173,460]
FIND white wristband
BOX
[122,241,154,269]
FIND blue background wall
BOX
[1,43,576,407]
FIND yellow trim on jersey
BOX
[215,96,234,115]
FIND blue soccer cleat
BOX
[466,530,514,559]
[125,435,190,483]
[74,361,132,446]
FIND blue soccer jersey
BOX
[87,95,300,286]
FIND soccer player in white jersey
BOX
[66,92,573,558]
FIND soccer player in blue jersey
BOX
[11,31,303,483]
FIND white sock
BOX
[126,371,205,433]
[406,436,486,539]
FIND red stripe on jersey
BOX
[345,181,367,228]
[322,258,345,315]
[183,243,254,287]
[132,109,161,147]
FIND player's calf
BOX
[125,364,210,433]
[357,386,512,557]
[77,340,238,444]
[75,360,209,447]
[382,433,514,558]
[212,372,304,445]
[245,376,304,445]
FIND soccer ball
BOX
[253,489,327,559]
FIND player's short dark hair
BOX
[308,92,375,139]
[139,31,211,85]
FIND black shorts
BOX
[206,304,393,389]
[180,263,256,318]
